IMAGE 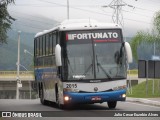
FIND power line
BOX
[13,4,101,8]
[124,17,151,25]
[102,0,135,27]
[12,1,158,16]
[10,13,54,26]
[8,0,153,28]
[37,0,113,16]
[13,0,158,13]
[122,9,153,19]
[149,0,160,4]
[37,0,152,25]
[135,6,157,13]
[13,3,158,13]
[9,10,55,22]
[13,21,43,30]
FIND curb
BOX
[126,97,160,107]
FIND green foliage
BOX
[0,0,15,44]
[127,80,160,98]
[154,11,160,35]
[130,10,160,61]
[130,31,144,60]
[1,0,15,5]
[130,31,158,61]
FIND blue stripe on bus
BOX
[35,67,57,81]
[64,89,126,104]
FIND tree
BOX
[0,0,15,44]
[130,11,160,61]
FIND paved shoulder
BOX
[126,97,160,107]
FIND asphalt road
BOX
[0,99,160,120]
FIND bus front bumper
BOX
[63,89,126,104]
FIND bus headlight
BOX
[64,96,70,101]
[122,94,126,98]
[63,88,79,93]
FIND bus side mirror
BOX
[124,42,133,63]
[55,44,62,66]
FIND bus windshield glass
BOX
[64,29,127,80]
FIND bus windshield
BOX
[63,29,127,80]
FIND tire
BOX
[107,101,117,109]
[40,86,46,105]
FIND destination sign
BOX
[66,29,121,43]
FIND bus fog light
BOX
[122,94,126,98]
[64,96,70,101]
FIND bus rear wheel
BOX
[107,101,117,109]
[40,86,46,105]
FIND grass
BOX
[127,79,160,98]
[128,69,138,75]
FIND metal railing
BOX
[0,71,34,75]
[0,71,34,80]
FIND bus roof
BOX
[35,19,121,38]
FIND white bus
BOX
[34,19,132,109]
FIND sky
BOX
[8,0,160,37]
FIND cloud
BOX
[8,0,160,36]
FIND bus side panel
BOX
[35,67,59,102]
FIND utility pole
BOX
[102,0,136,27]
[67,0,69,19]
[16,31,21,100]
[24,49,33,100]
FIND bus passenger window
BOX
[39,37,42,56]
[36,38,39,56]
[53,33,56,54]
[34,38,37,56]
[43,35,46,56]
[49,33,52,55]
[46,34,49,55]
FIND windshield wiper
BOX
[67,57,73,73]
[65,55,74,79]
[96,55,112,80]
[79,57,94,80]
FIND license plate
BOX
[91,96,101,101]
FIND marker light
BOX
[122,94,126,98]
[64,96,69,101]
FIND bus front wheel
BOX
[107,101,117,109]
[56,91,64,109]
